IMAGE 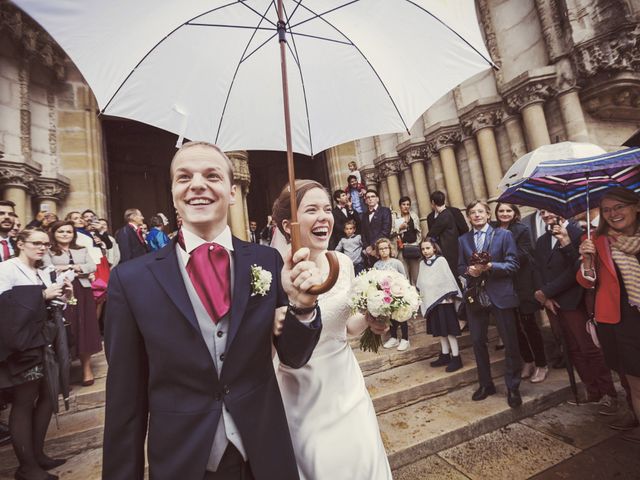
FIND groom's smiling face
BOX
[171,144,236,238]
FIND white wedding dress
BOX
[277,252,393,480]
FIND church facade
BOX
[1,0,639,236]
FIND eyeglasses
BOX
[378,246,390,250]
[365,195,377,199]
[602,204,630,215]
[26,241,51,249]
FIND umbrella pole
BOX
[586,173,591,239]
[277,1,338,295]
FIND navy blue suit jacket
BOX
[458,225,520,309]
[102,238,322,480]
[360,206,392,248]
[115,224,149,263]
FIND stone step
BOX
[0,406,105,477]
[367,344,506,414]
[379,367,572,472]
[355,327,499,377]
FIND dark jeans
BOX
[547,306,616,399]
[354,262,366,276]
[390,320,408,340]
[516,311,547,367]
[468,305,521,391]
[203,444,254,480]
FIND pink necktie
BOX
[1,239,9,260]
[186,242,231,324]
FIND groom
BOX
[102,142,323,480]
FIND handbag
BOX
[401,244,421,260]
[463,278,491,311]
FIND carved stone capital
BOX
[0,159,42,192]
[397,139,429,165]
[572,24,640,81]
[503,69,557,113]
[0,3,67,80]
[33,176,71,202]
[227,151,250,187]
[360,166,379,186]
[376,156,403,179]
[459,102,503,136]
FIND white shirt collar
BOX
[181,226,234,254]
[473,223,490,234]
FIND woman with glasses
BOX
[0,228,69,480]
[578,187,640,443]
[43,221,101,387]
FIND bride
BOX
[272,180,393,480]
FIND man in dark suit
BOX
[114,208,149,263]
[427,191,468,276]
[533,210,616,405]
[458,200,522,407]
[103,141,323,480]
[360,189,392,267]
[329,189,359,250]
[248,220,259,243]
[0,201,17,262]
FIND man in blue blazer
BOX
[103,142,323,480]
[114,208,149,263]
[458,200,522,407]
[360,189,392,267]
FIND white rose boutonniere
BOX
[250,265,272,296]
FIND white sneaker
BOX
[397,339,410,351]
[383,338,399,349]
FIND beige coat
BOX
[43,247,96,288]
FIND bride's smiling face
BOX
[284,187,334,254]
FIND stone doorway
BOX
[102,118,330,237]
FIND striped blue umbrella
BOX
[498,146,640,220]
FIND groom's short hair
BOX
[170,141,235,184]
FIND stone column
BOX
[375,156,402,210]
[361,166,379,194]
[504,71,556,150]
[462,136,488,200]
[503,114,528,162]
[0,159,42,222]
[227,151,250,240]
[427,128,464,209]
[461,105,504,198]
[402,145,432,231]
[429,153,446,192]
[400,158,416,202]
[33,176,71,215]
[557,88,589,143]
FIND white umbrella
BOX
[15,0,492,156]
[16,0,493,291]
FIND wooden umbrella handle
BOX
[290,222,340,295]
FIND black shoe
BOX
[495,344,505,351]
[552,357,566,369]
[38,456,67,470]
[430,353,451,367]
[472,384,497,401]
[14,469,58,480]
[445,355,463,373]
[0,422,10,447]
[508,388,523,408]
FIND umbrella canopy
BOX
[498,145,640,219]
[14,0,493,156]
[498,142,606,191]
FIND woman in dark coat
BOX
[495,203,548,383]
[0,228,68,480]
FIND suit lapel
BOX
[147,241,200,333]
[227,237,254,350]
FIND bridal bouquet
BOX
[349,269,421,353]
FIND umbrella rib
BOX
[289,32,352,46]
[282,1,314,156]
[214,1,276,144]
[291,1,411,133]
[188,22,276,32]
[101,0,241,113]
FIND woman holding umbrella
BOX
[0,228,69,480]
[272,180,392,480]
[578,187,640,443]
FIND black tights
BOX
[390,320,409,341]
[10,378,54,478]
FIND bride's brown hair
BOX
[272,180,329,242]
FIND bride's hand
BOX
[282,247,320,309]
[273,306,287,337]
[365,312,389,335]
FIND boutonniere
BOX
[250,264,272,296]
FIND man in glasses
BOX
[360,189,392,267]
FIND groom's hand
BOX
[282,247,320,309]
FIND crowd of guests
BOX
[0,157,638,478]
